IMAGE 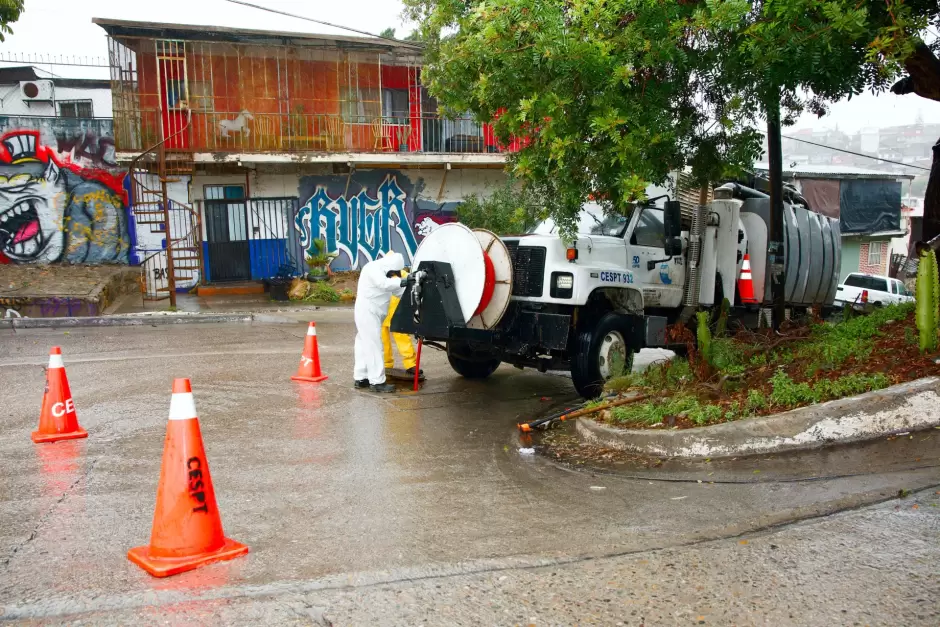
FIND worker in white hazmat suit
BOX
[354,252,408,392]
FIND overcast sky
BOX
[1,0,938,134]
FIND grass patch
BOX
[601,302,931,429]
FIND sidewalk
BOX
[111,291,351,315]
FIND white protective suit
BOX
[354,252,406,385]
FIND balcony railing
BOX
[114,109,509,155]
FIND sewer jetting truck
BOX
[390,181,842,398]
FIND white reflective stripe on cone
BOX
[48,354,64,369]
[307,325,317,336]
[168,392,197,421]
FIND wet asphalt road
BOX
[1,311,938,625]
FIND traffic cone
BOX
[291,322,328,383]
[32,347,88,444]
[738,254,759,304]
[128,378,248,577]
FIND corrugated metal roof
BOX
[753,162,915,180]
[92,18,422,53]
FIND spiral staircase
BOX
[130,114,201,307]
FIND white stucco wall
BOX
[190,165,509,272]
[0,83,112,117]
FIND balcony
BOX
[114,108,507,160]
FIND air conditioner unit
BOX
[20,80,53,101]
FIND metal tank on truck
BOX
[390,181,842,399]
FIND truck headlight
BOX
[551,272,574,298]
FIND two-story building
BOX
[93,18,510,295]
[754,163,913,280]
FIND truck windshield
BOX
[527,209,628,237]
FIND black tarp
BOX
[839,179,902,234]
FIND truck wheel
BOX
[447,354,501,379]
[571,312,635,399]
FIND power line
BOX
[781,134,931,172]
[220,0,423,50]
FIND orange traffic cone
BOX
[738,254,759,304]
[128,378,248,577]
[291,322,328,383]
[32,347,88,444]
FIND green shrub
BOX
[769,371,817,407]
[305,281,340,302]
[746,389,766,413]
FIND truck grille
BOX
[504,241,546,297]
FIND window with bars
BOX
[58,100,93,118]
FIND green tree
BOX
[379,27,397,39]
[0,0,23,42]
[404,0,940,240]
[456,180,543,235]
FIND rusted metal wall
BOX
[107,35,499,155]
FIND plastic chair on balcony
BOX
[372,118,394,152]
[324,115,345,151]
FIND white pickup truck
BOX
[835,273,914,308]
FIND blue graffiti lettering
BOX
[294,175,418,268]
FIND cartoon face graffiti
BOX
[0,130,129,265]
[0,161,65,262]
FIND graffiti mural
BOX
[295,171,418,270]
[0,130,128,264]
[413,198,460,237]
[294,170,461,271]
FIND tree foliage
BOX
[0,0,23,42]
[456,179,543,235]
[404,0,939,239]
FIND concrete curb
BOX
[576,377,940,459]
[1,313,254,329]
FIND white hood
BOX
[356,252,406,316]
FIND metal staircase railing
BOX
[129,111,200,307]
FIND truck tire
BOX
[447,354,501,379]
[571,312,636,399]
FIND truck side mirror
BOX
[664,200,681,238]
[665,236,683,257]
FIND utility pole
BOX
[766,96,786,329]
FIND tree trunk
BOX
[924,140,940,248]
[891,43,940,252]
